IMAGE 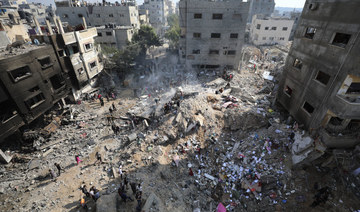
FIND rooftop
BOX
[0,42,47,60]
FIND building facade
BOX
[179,0,249,70]
[250,15,294,46]
[247,0,275,23]
[141,0,168,36]
[277,0,360,148]
[55,1,140,29]
[96,25,134,49]
[0,45,70,141]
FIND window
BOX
[38,56,53,69]
[271,27,277,30]
[96,14,100,18]
[262,37,266,40]
[331,33,351,48]
[315,71,330,85]
[98,32,102,37]
[211,33,221,38]
[0,101,18,123]
[194,13,202,19]
[285,86,293,96]
[77,67,84,75]
[193,33,201,38]
[78,14,83,18]
[106,32,112,36]
[84,43,93,51]
[212,14,223,19]
[209,50,219,55]
[265,27,269,30]
[28,86,40,93]
[192,49,200,54]
[269,37,274,41]
[89,61,97,69]
[346,83,360,94]
[329,117,343,126]
[282,27,288,31]
[63,14,68,18]
[304,27,316,39]
[25,93,45,110]
[50,74,65,90]
[230,33,238,38]
[256,24,261,29]
[8,66,31,82]
[279,37,285,40]
[109,14,114,17]
[226,50,236,55]
[303,102,315,114]
[293,59,303,69]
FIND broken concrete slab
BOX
[28,159,41,170]
[96,192,118,212]
[42,148,53,158]
[127,133,137,142]
[142,192,164,212]
[0,149,12,164]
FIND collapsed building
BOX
[179,0,249,71]
[277,0,360,149]
[0,14,103,142]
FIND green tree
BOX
[131,25,162,54]
[165,14,180,49]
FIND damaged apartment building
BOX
[0,13,103,142]
[55,0,140,49]
[277,0,360,148]
[179,0,249,71]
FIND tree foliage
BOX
[131,25,162,54]
[165,14,180,49]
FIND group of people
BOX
[80,184,101,209]
[118,176,143,211]
[163,100,180,114]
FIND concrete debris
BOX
[0,149,12,164]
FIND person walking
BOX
[54,163,62,176]
[112,102,117,111]
[75,155,83,166]
[130,182,137,195]
[118,187,133,202]
[81,185,90,197]
[119,165,123,179]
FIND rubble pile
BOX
[1,46,359,212]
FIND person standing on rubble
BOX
[118,187,133,202]
[75,155,83,166]
[119,165,123,179]
[100,97,104,107]
[130,181,137,195]
[109,107,113,114]
[112,102,117,111]
[95,152,102,165]
[54,163,62,176]
[49,169,57,179]
[135,191,142,211]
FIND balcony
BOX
[331,95,360,118]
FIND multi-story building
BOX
[141,0,168,36]
[289,11,301,40]
[0,44,71,142]
[96,25,134,49]
[179,0,249,70]
[277,0,360,148]
[18,3,48,25]
[247,0,275,23]
[55,0,140,49]
[166,0,175,15]
[0,0,27,8]
[139,9,150,25]
[250,15,294,46]
[55,1,140,29]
